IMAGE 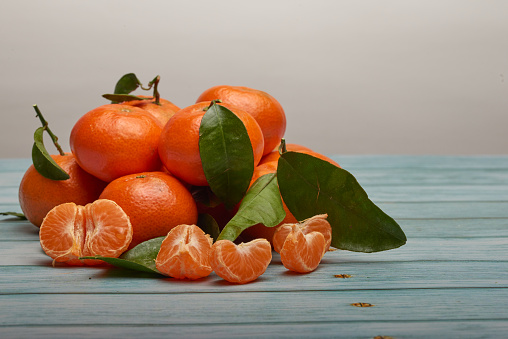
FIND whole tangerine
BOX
[99,171,198,248]
[122,95,180,128]
[260,143,341,167]
[196,85,286,156]
[158,101,264,187]
[70,104,163,182]
[18,153,107,227]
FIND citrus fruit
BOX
[240,161,298,243]
[260,143,340,167]
[123,95,180,128]
[155,224,213,279]
[39,199,133,265]
[99,171,198,248]
[70,104,163,182]
[210,238,272,284]
[18,153,107,227]
[158,101,264,186]
[196,85,286,156]
[272,214,332,253]
[274,216,331,273]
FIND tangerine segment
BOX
[210,239,272,284]
[155,224,213,280]
[39,199,132,266]
[278,226,326,274]
[273,214,332,254]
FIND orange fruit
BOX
[70,104,163,182]
[260,143,341,167]
[158,101,264,187]
[196,85,286,156]
[99,171,198,248]
[123,95,180,128]
[272,214,332,253]
[240,161,298,243]
[155,224,213,279]
[18,153,107,227]
[210,238,272,284]
[274,215,331,273]
[39,199,133,265]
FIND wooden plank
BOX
[348,167,508,185]
[1,288,507,326]
[1,237,506,266]
[2,320,508,339]
[334,155,508,170]
[2,217,508,242]
[3,186,508,207]
[1,260,506,295]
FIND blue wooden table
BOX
[1,156,507,338]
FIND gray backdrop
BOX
[1,0,507,158]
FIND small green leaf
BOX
[199,102,254,209]
[80,237,165,274]
[197,213,220,242]
[277,152,407,253]
[218,173,286,242]
[102,94,151,103]
[114,73,142,94]
[32,127,70,180]
[0,212,26,219]
[190,186,222,208]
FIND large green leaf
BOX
[277,152,406,253]
[199,102,254,209]
[218,173,285,242]
[80,237,164,274]
[32,127,69,180]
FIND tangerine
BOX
[240,161,298,243]
[39,199,133,265]
[123,95,180,128]
[196,85,286,156]
[155,224,213,280]
[260,144,341,167]
[99,171,198,248]
[70,104,163,182]
[277,224,326,273]
[210,238,272,284]
[272,214,332,254]
[158,101,264,187]
[18,153,107,227]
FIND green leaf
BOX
[277,152,407,253]
[197,213,220,242]
[114,73,142,94]
[190,186,222,208]
[80,237,165,274]
[218,173,286,242]
[0,212,26,219]
[32,127,70,180]
[199,102,254,209]
[102,94,151,103]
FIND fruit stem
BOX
[32,105,66,156]
[150,75,161,105]
[279,138,287,154]
[203,99,222,112]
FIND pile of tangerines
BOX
[19,83,338,284]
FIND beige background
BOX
[1,0,507,158]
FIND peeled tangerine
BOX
[39,199,133,265]
[273,214,332,273]
[210,239,272,284]
[155,224,213,280]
